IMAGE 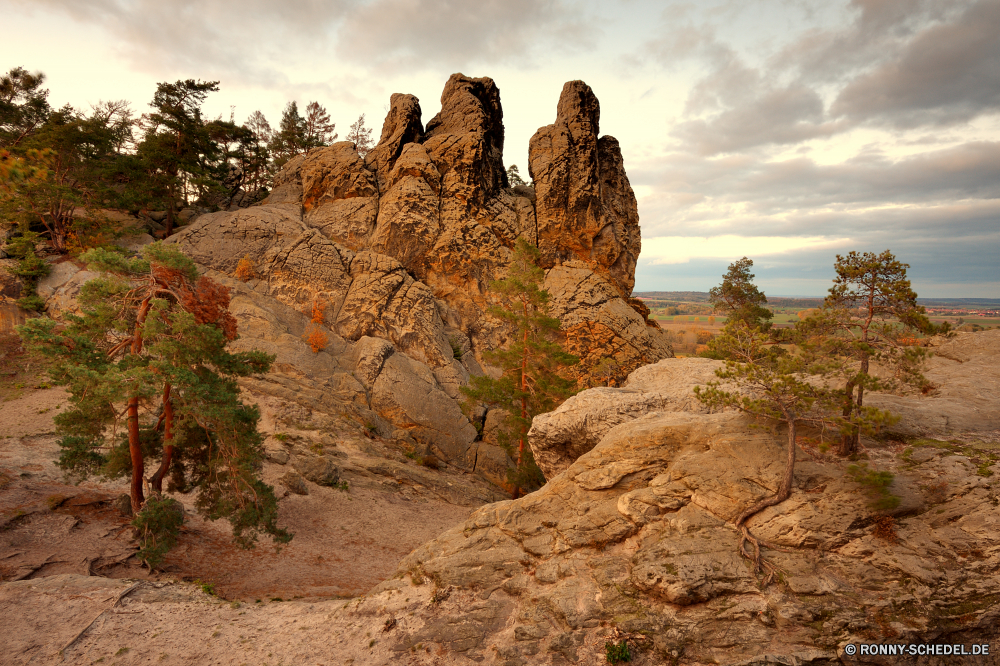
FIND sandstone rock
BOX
[156,72,678,487]
[529,81,641,296]
[35,260,81,301]
[301,142,379,250]
[370,353,477,467]
[0,298,28,336]
[375,405,1000,664]
[869,329,1000,436]
[529,357,721,478]
[264,445,289,465]
[279,470,308,495]
[292,454,341,486]
[471,442,515,489]
[114,232,155,253]
[369,142,441,277]
[546,261,674,390]
[365,93,424,185]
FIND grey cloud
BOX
[9,0,596,84]
[643,0,997,154]
[830,0,1000,127]
[672,83,846,154]
[7,0,357,86]
[641,139,1000,212]
[333,0,597,69]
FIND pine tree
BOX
[241,110,273,196]
[9,103,137,252]
[695,320,898,580]
[506,164,526,186]
[703,257,773,360]
[17,242,289,552]
[346,114,374,157]
[304,102,337,150]
[708,257,772,330]
[461,239,578,497]
[137,79,221,236]
[810,250,941,456]
[269,101,307,168]
[0,67,51,148]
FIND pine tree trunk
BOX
[513,304,530,500]
[838,379,857,456]
[150,383,174,494]
[127,297,153,514]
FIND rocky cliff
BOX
[7,331,998,665]
[36,73,669,485]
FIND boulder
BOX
[279,470,309,495]
[529,80,641,296]
[292,454,341,486]
[369,406,1000,664]
[529,357,721,478]
[370,353,477,467]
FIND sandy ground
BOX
[0,385,480,601]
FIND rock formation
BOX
[31,72,667,482]
[9,331,999,665]
[530,330,1000,479]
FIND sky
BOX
[2,0,998,297]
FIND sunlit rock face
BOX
[157,73,671,474]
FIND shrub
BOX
[847,462,901,513]
[310,297,326,324]
[234,255,254,281]
[132,494,184,570]
[304,326,328,353]
[605,640,631,664]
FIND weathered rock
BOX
[369,142,442,277]
[155,72,677,487]
[374,404,1000,664]
[301,142,379,250]
[279,470,309,495]
[370,353,477,467]
[471,442,515,489]
[529,80,641,296]
[870,329,1000,436]
[546,261,674,390]
[365,92,424,186]
[529,357,721,478]
[292,454,341,486]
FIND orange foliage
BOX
[310,297,326,324]
[234,255,254,282]
[305,326,328,353]
[153,265,238,341]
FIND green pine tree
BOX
[807,250,942,456]
[17,242,290,561]
[462,239,579,497]
[135,79,222,236]
[695,319,899,581]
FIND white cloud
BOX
[640,234,850,265]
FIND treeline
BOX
[1,66,375,252]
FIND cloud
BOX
[830,0,1000,127]
[672,83,847,154]
[7,0,355,83]
[634,140,1000,237]
[334,0,598,71]
[641,234,850,265]
[7,0,597,84]
[639,0,999,154]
